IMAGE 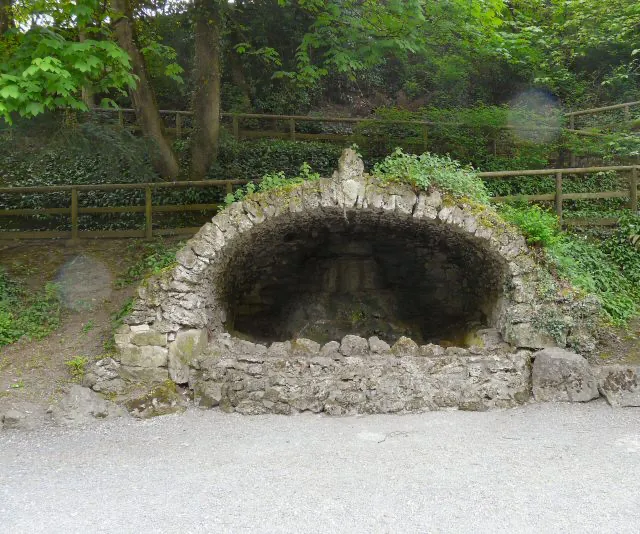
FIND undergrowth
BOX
[0,268,62,347]
[500,204,640,326]
[115,240,181,288]
[372,148,490,203]
[223,162,321,206]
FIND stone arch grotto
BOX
[95,149,601,414]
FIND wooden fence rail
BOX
[566,100,640,129]
[479,165,639,225]
[0,165,638,239]
[92,107,606,143]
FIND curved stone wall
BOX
[101,149,600,412]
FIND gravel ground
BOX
[2,401,640,533]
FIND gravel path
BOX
[2,401,640,533]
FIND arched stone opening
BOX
[101,150,600,414]
[223,208,508,346]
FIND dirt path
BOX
[0,238,179,419]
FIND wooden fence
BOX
[93,107,606,144]
[566,100,640,127]
[0,165,637,239]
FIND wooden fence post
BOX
[569,115,575,130]
[71,187,79,240]
[630,167,638,213]
[118,110,124,129]
[555,171,563,224]
[176,113,182,138]
[624,105,631,122]
[289,118,296,141]
[145,186,153,239]
[226,182,233,199]
[232,115,239,140]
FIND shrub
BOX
[547,237,639,325]
[224,162,321,206]
[209,137,342,181]
[0,268,62,346]
[372,148,490,203]
[499,204,561,247]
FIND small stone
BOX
[130,324,150,333]
[1,409,29,430]
[532,348,599,403]
[391,336,419,356]
[368,336,390,354]
[291,338,321,354]
[340,335,369,356]
[268,341,291,357]
[320,341,340,356]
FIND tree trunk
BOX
[110,0,180,179]
[0,0,13,34]
[79,30,96,109]
[190,0,223,180]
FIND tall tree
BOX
[190,0,222,179]
[110,0,180,178]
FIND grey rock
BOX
[368,336,391,354]
[1,409,31,430]
[168,329,208,383]
[532,348,599,403]
[391,336,419,356]
[597,365,640,407]
[340,335,369,356]
[119,344,168,368]
[291,338,321,355]
[52,385,126,425]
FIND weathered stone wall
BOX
[84,149,604,415]
[190,332,532,415]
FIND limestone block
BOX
[320,341,341,357]
[291,338,321,355]
[413,191,441,219]
[597,366,640,407]
[368,336,391,354]
[194,381,223,408]
[340,335,369,356]
[119,344,168,368]
[391,336,419,356]
[130,329,167,347]
[168,329,208,383]
[503,322,559,350]
[532,348,599,402]
[118,365,169,384]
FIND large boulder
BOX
[597,365,640,407]
[532,348,599,402]
[51,385,127,425]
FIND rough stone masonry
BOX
[82,149,640,415]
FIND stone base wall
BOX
[189,333,532,415]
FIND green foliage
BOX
[115,240,181,288]
[0,268,61,347]
[0,27,135,121]
[600,212,640,284]
[372,148,489,203]
[500,204,561,247]
[210,137,342,181]
[65,356,89,381]
[547,236,639,326]
[224,162,321,206]
[496,203,640,325]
